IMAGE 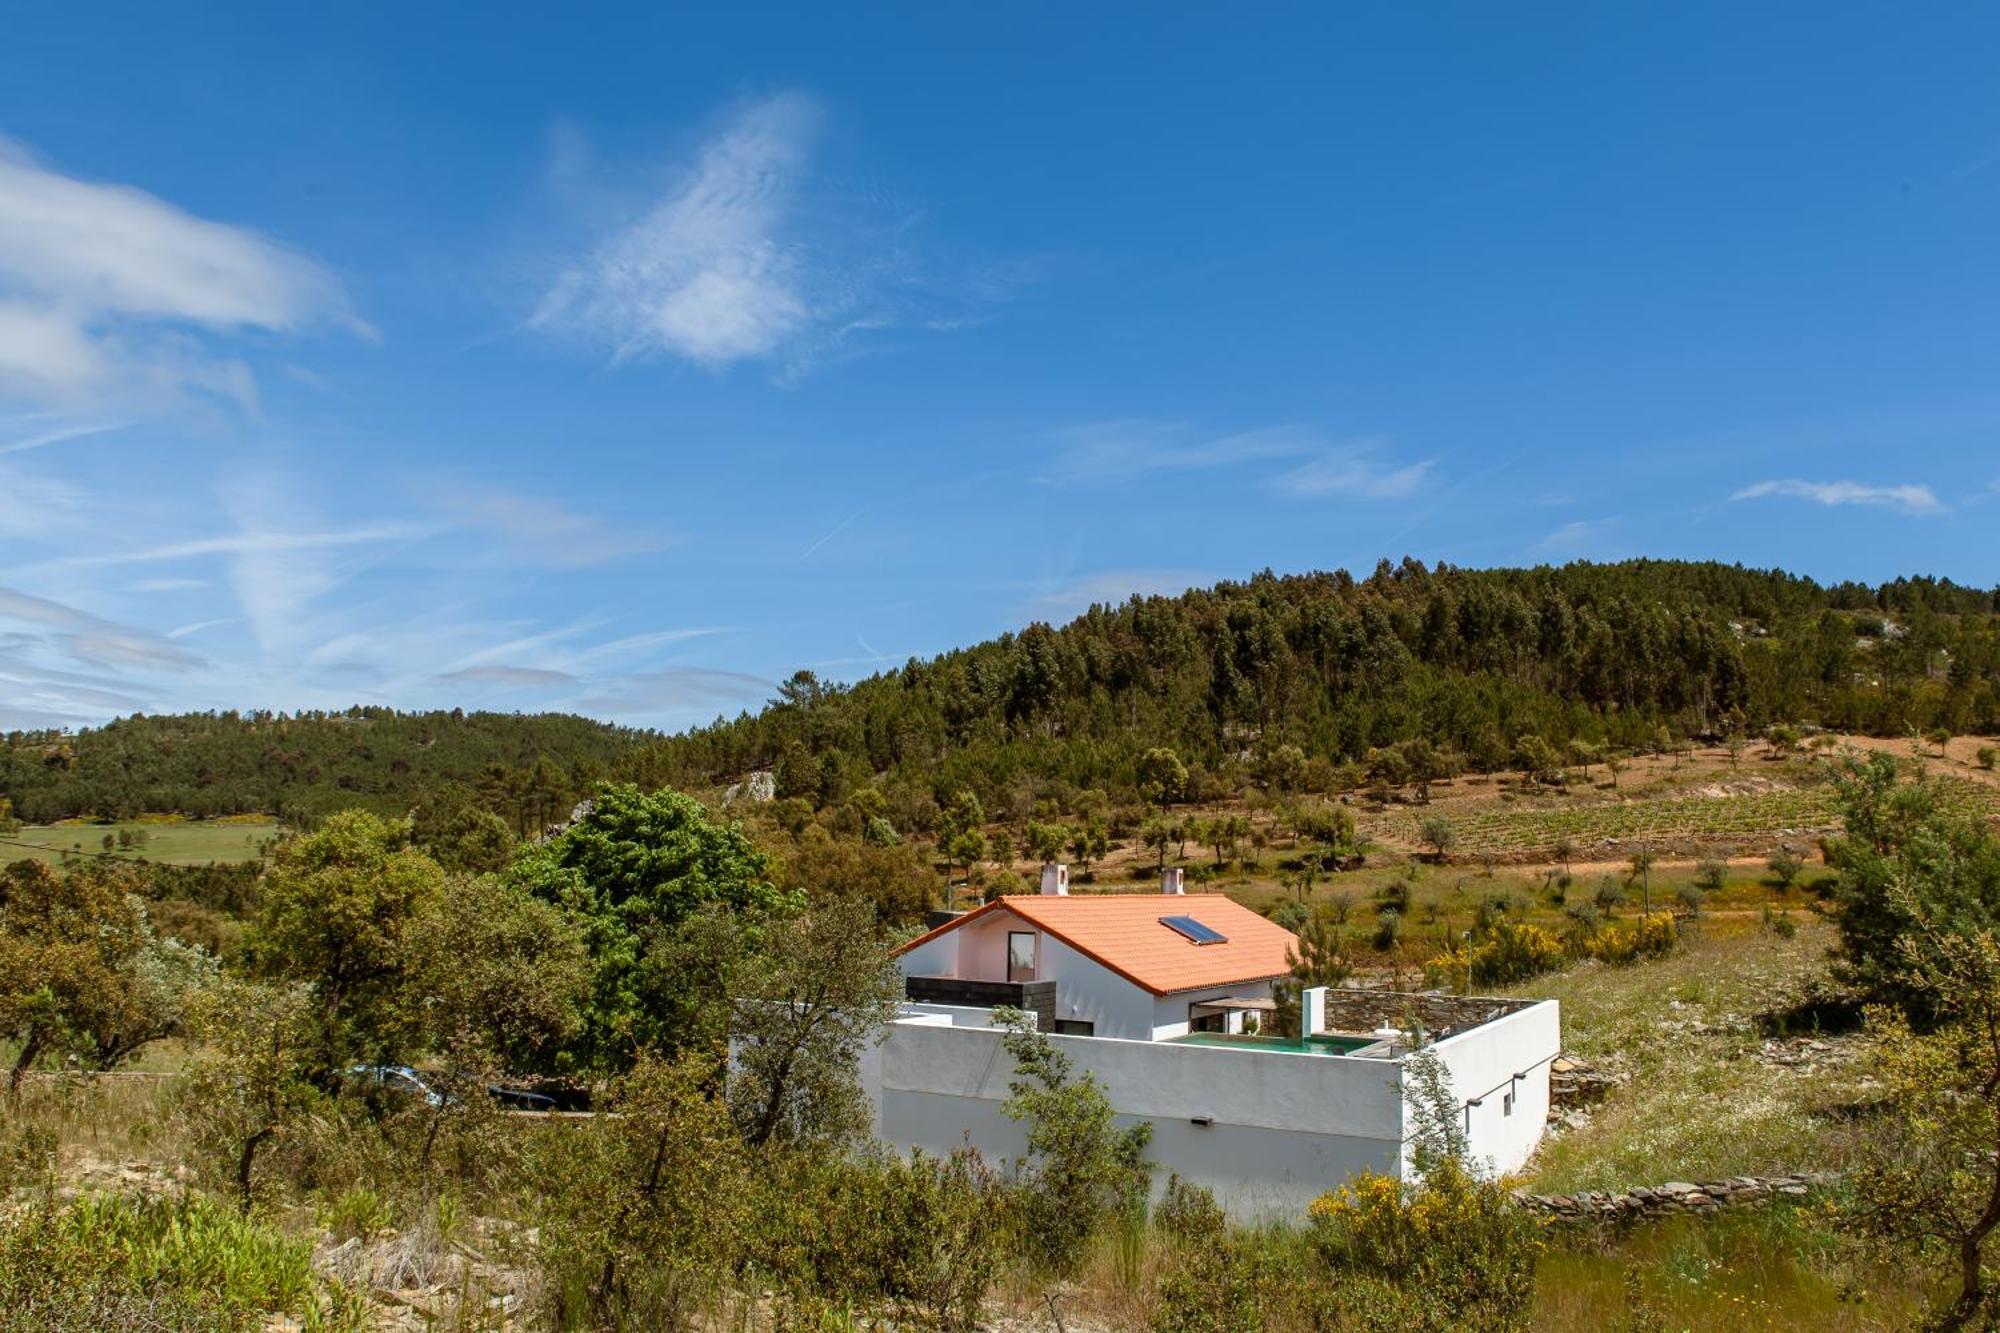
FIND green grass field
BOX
[0,817,280,867]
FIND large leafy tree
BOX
[508,783,795,1070]
[0,859,211,1090]
[1830,753,2000,1025]
[248,809,447,1076]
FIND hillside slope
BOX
[3,559,1995,824]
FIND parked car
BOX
[341,1064,444,1107]
[341,1065,558,1112]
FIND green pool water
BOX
[1165,1032,1375,1055]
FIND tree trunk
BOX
[236,1126,273,1214]
[9,1024,44,1099]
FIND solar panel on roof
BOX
[1160,915,1227,945]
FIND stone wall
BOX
[1320,990,1535,1038]
[1514,1173,1826,1223]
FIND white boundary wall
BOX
[860,998,1559,1218]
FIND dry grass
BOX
[1503,917,1876,1192]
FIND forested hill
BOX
[3,559,1996,826]
[0,709,658,826]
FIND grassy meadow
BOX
[0,815,279,867]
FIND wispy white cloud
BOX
[570,666,774,714]
[0,419,127,455]
[0,583,203,672]
[1044,421,1436,501]
[38,522,426,571]
[0,137,366,411]
[1024,568,1210,620]
[1271,440,1436,500]
[1535,517,1618,553]
[1728,478,1944,515]
[442,488,665,568]
[1044,420,1317,485]
[439,664,580,687]
[532,94,822,368]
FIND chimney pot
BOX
[1040,862,1069,895]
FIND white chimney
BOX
[1040,862,1069,895]
[1301,985,1327,1040]
[1162,866,1185,895]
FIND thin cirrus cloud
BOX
[1535,517,1619,554]
[441,488,666,569]
[1729,479,1944,516]
[0,582,203,672]
[1044,421,1436,501]
[531,94,824,370]
[439,664,581,687]
[1271,441,1435,501]
[0,136,368,412]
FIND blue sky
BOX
[2,5,1997,732]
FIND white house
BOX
[859,866,1561,1218]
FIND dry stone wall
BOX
[1514,1173,1827,1223]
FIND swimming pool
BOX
[1164,1032,1376,1055]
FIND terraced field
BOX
[1364,777,1998,859]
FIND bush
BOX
[528,1052,752,1331]
[1694,857,1727,892]
[754,1147,1002,1329]
[997,1010,1153,1283]
[1582,912,1677,965]
[1768,848,1804,889]
[1978,746,1998,771]
[1372,908,1403,952]
[1150,1176,1275,1333]
[1306,1156,1541,1331]
[0,1194,365,1332]
[1425,920,1566,989]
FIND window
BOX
[1053,1019,1095,1037]
[1160,915,1227,945]
[1007,931,1037,983]
[1190,1011,1227,1033]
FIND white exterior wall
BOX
[865,1019,1406,1218]
[1422,1000,1562,1178]
[896,926,963,977]
[1037,934,1156,1038]
[859,996,1560,1219]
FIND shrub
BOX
[1582,912,1677,965]
[1306,1156,1541,1330]
[1150,1176,1275,1333]
[1425,920,1566,989]
[1694,857,1727,892]
[528,1052,752,1331]
[754,1146,1001,1329]
[1978,746,1998,771]
[997,1009,1153,1283]
[1373,908,1403,953]
[1768,848,1804,889]
[0,1193,365,1331]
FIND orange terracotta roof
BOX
[895,893,1298,996]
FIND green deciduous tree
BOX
[248,809,447,1077]
[728,896,901,1149]
[507,783,793,1071]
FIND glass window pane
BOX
[1008,931,1036,982]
